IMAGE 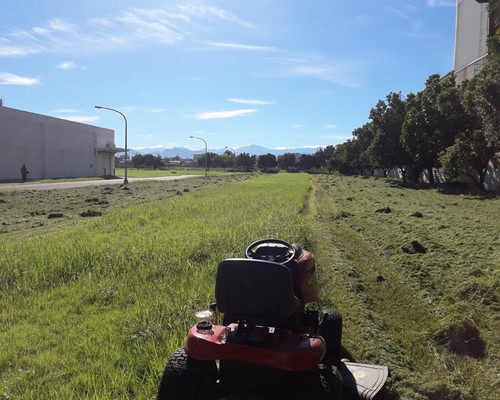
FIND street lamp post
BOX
[226,146,236,175]
[190,136,208,178]
[95,105,128,184]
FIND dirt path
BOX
[0,175,195,191]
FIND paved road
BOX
[0,175,196,191]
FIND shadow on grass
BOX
[384,178,500,199]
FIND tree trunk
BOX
[427,167,435,185]
[476,167,487,192]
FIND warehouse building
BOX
[0,103,122,182]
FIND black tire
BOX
[290,364,343,400]
[157,348,217,400]
[319,310,343,360]
[318,362,343,399]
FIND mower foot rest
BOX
[339,361,389,400]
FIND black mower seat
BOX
[215,258,301,323]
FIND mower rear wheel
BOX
[319,310,343,360]
[318,362,343,399]
[157,348,217,400]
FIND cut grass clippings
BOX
[306,174,499,400]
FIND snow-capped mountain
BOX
[127,144,323,158]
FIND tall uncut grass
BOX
[0,173,311,399]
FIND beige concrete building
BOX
[454,0,494,84]
[453,0,499,191]
[0,104,122,182]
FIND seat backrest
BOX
[215,258,300,323]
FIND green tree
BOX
[442,35,500,190]
[131,154,164,169]
[367,92,411,179]
[236,152,256,171]
[298,154,320,171]
[352,122,377,175]
[258,153,278,172]
[330,140,362,175]
[196,152,217,170]
[472,36,500,147]
[489,0,500,36]
[440,130,495,190]
[212,151,234,171]
[315,145,336,172]
[402,75,461,183]
[278,153,297,171]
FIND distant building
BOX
[454,0,495,84]
[0,105,123,181]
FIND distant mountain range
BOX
[126,144,323,159]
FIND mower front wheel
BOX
[157,348,217,400]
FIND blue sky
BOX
[0,0,457,151]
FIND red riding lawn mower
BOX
[157,239,389,399]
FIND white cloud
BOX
[324,124,337,129]
[0,4,254,57]
[0,72,40,85]
[53,109,79,113]
[426,0,455,7]
[57,61,77,70]
[227,98,274,105]
[387,5,418,19]
[177,4,254,29]
[195,109,258,119]
[138,134,155,140]
[323,134,352,141]
[58,115,99,123]
[46,18,78,33]
[271,53,362,87]
[207,42,274,51]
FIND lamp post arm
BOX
[95,105,128,184]
[189,136,208,178]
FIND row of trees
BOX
[127,149,324,173]
[194,150,333,173]
[130,154,165,170]
[319,35,499,190]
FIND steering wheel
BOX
[245,238,296,264]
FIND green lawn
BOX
[0,173,498,399]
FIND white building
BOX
[453,0,499,192]
[454,0,493,84]
[0,104,122,182]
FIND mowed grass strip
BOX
[0,173,311,399]
[306,174,499,400]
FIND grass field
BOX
[0,173,498,399]
[114,168,231,178]
[0,174,247,237]
[306,175,499,400]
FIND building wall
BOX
[454,0,490,84]
[0,106,115,181]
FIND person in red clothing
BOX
[20,164,29,182]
